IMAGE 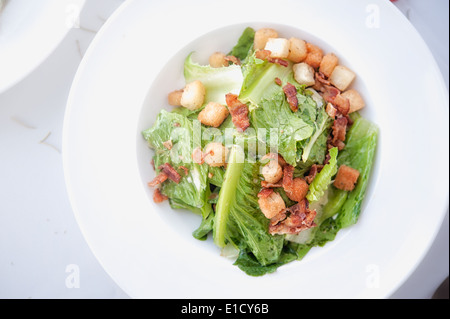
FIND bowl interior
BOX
[135,22,381,262]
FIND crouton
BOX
[319,53,339,78]
[258,190,286,219]
[264,38,290,59]
[334,165,360,191]
[254,28,278,50]
[204,142,228,167]
[261,159,283,184]
[287,37,307,63]
[341,89,365,113]
[197,102,229,127]
[168,89,183,106]
[209,52,229,68]
[180,80,206,110]
[293,62,315,87]
[304,43,324,69]
[329,65,356,91]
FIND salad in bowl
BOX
[142,26,378,276]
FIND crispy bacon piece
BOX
[257,188,274,198]
[282,165,309,202]
[315,71,331,85]
[331,116,348,144]
[147,172,168,187]
[158,163,182,184]
[322,85,350,115]
[269,199,317,235]
[274,77,282,86]
[326,103,337,118]
[224,55,241,65]
[255,50,289,67]
[225,93,250,132]
[153,188,168,203]
[305,164,324,184]
[261,181,283,188]
[283,83,299,112]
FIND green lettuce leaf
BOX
[306,147,339,203]
[142,110,212,215]
[335,117,378,228]
[250,93,314,166]
[213,146,284,266]
[228,27,255,61]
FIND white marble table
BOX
[0,0,448,299]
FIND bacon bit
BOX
[147,172,168,187]
[158,163,182,184]
[323,153,331,165]
[274,77,282,86]
[255,49,271,60]
[153,188,168,203]
[322,85,350,115]
[173,122,181,127]
[282,165,309,202]
[269,199,317,235]
[283,83,298,112]
[179,165,189,176]
[224,55,241,65]
[163,140,173,150]
[225,93,250,132]
[255,50,289,67]
[192,147,205,164]
[257,188,274,198]
[261,181,283,188]
[315,71,330,85]
[331,116,348,143]
[150,159,155,170]
[305,164,324,184]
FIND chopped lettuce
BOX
[250,93,314,166]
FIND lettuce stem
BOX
[213,146,245,248]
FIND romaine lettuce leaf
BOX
[306,147,339,203]
[250,93,314,166]
[142,110,212,215]
[213,146,284,266]
[228,27,255,61]
[335,117,378,228]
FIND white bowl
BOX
[63,0,449,298]
[0,0,86,93]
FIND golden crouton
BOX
[258,191,286,219]
[209,52,229,68]
[287,37,307,63]
[304,43,324,69]
[329,65,356,91]
[180,80,206,110]
[334,165,360,191]
[254,28,278,50]
[319,53,339,78]
[168,89,183,106]
[197,102,229,127]
[204,142,228,167]
[341,89,365,113]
